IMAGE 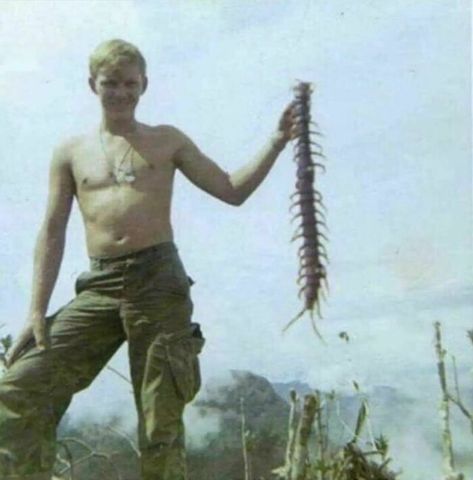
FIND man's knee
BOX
[0,375,22,416]
[0,370,37,417]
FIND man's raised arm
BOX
[173,103,295,206]
[6,142,75,365]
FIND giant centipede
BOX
[285,81,328,335]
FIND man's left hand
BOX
[273,102,302,150]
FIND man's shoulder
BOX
[142,123,186,142]
[52,135,86,166]
[142,123,179,133]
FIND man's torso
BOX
[69,123,182,257]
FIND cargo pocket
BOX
[163,323,205,403]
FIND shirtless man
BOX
[0,39,296,480]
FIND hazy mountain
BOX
[194,369,290,446]
[56,369,472,479]
[189,370,289,479]
[272,379,313,400]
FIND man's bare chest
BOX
[71,136,177,193]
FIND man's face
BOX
[90,62,147,118]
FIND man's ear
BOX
[88,77,97,94]
[141,76,148,95]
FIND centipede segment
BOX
[285,81,328,335]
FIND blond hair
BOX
[89,39,147,79]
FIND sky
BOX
[0,1,471,477]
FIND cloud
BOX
[184,404,223,451]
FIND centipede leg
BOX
[283,307,306,332]
[309,309,325,342]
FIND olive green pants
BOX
[0,242,204,479]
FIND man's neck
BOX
[101,116,139,136]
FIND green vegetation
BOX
[0,324,471,479]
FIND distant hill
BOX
[272,379,313,401]
[189,370,289,479]
[196,369,289,430]
[193,371,417,447]
[56,369,472,479]
[189,370,416,479]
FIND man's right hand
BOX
[5,313,48,368]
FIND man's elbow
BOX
[226,190,246,207]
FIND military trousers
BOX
[0,241,204,480]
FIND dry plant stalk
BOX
[448,356,473,436]
[275,389,301,478]
[104,425,140,458]
[240,397,252,480]
[285,390,300,472]
[291,394,318,480]
[313,390,327,466]
[434,321,465,479]
[275,389,399,480]
[55,437,122,480]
